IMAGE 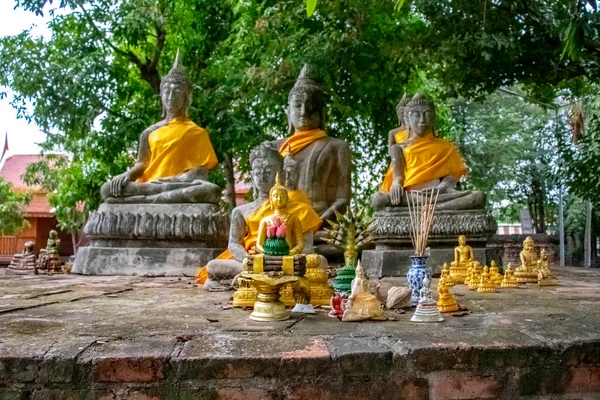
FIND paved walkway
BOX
[1,267,599,399]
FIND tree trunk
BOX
[222,152,236,209]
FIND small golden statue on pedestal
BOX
[500,263,520,288]
[238,175,313,321]
[450,235,475,284]
[537,249,558,286]
[442,263,456,286]
[489,260,503,285]
[514,236,539,283]
[477,266,497,293]
[438,268,459,313]
[341,262,385,322]
[468,261,482,290]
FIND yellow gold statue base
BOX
[477,283,497,293]
[500,280,519,288]
[538,278,558,287]
[437,296,459,313]
[242,273,299,322]
[449,268,467,285]
[514,271,538,283]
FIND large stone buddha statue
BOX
[372,93,485,211]
[100,51,221,204]
[74,52,228,277]
[270,64,352,223]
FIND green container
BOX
[332,265,356,296]
[263,237,290,256]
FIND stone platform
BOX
[1,267,600,399]
[73,203,229,277]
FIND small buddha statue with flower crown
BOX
[256,174,304,256]
[500,263,520,288]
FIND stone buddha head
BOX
[405,93,435,138]
[396,93,409,127]
[161,50,193,119]
[283,150,300,191]
[250,143,283,199]
[269,174,289,210]
[288,64,325,133]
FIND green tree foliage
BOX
[449,90,559,231]
[1,0,425,230]
[0,177,31,235]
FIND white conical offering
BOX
[410,276,443,323]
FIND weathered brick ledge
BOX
[1,267,599,399]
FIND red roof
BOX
[234,168,251,194]
[0,154,53,217]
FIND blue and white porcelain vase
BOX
[406,255,431,305]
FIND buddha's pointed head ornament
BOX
[288,63,325,133]
[161,49,194,117]
[270,172,289,209]
[395,92,410,125]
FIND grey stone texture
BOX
[362,207,499,277]
[74,203,228,277]
[1,267,600,398]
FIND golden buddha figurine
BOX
[500,263,520,288]
[477,266,497,293]
[450,235,474,284]
[342,262,385,322]
[441,262,456,286]
[514,236,539,283]
[464,264,473,286]
[438,268,459,313]
[537,249,558,286]
[468,261,482,290]
[489,260,503,285]
[256,174,304,256]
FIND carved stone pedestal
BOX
[73,203,229,277]
[362,208,498,278]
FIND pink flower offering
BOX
[266,225,276,238]
[275,225,286,238]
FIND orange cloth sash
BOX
[279,129,327,156]
[137,118,218,183]
[403,133,467,188]
[195,192,321,283]
[380,130,408,193]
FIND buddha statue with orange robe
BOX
[198,143,321,291]
[372,93,485,211]
[100,51,220,204]
[270,64,351,223]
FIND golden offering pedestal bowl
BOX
[242,273,300,322]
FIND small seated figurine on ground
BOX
[477,266,497,293]
[449,235,474,284]
[7,241,37,275]
[501,263,520,288]
[342,262,385,322]
[441,262,456,286]
[437,268,459,313]
[514,236,540,283]
[411,276,443,322]
[37,230,61,273]
[489,260,503,285]
[468,261,482,290]
[537,249,557,286]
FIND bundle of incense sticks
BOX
[405,188,440,256]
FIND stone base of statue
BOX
[362,208,498,278]
[73,203,229,277]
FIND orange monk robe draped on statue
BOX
[379,130,408,193]
[279,129,327,156]
[137,118,218,183]
[403,133,467,188]
[195,192,321,284]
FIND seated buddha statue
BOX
[270,64,352,224]
[450,235,474,283]
[514,236,539,282]
[7,241,37,274]
[100,51,221,204]
[342,262,385,322]
[372,93,485,211]
[198,143,321,290]
[537,249,557,286]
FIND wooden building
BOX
[0,154,73,264]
